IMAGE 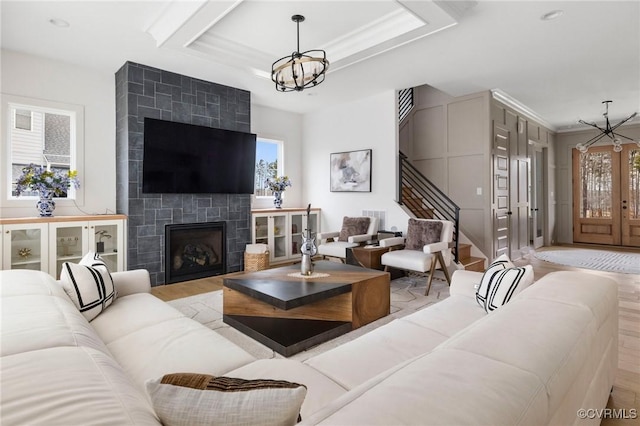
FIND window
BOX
[14,109,32,131]
[254,137,283,196]
[3,95,83,201]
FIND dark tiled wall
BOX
[115,62,251,285]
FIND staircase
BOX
[398,151,485,271]
[456,243,485,272]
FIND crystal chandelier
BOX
[271,15,329,92]
[576,101,639,153]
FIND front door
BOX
[573,144,640,247]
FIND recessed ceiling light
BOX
[540,10,564,21]
[49,18,70,28]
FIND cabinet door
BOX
[89,220,124,272]
[49,222,89,278]
[2,223,49,272]
[289,211,320,259]
[253,214,269,245]
[289,212,304,258]
[270,214,289,263]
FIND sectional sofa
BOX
[0,266,617,425]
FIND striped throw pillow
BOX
[60,251,116,321]
[146,373,307,426]
[476,254,514,308]
[484,265,534,312]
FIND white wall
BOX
[250,104,303,210]
[301,91,409,234]
[1,49,116,217]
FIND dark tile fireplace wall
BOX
[115,62,251,285]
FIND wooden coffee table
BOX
[223,260,390,356]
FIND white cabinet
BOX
[1,215,126,277]
[2,223,49,272]
[251,208,321,264]
[49,219,125,278]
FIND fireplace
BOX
[165,222,226,284]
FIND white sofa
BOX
[0,267,617,425]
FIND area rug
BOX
[168,273,451,362]
[534,249,640,274]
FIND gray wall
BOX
[400,85,491,257]
[115,62,251,285]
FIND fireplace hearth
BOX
[165,222,226,284]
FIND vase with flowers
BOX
[14,163,80,217]
[265,176,292,209]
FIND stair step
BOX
[459,256,485,272]
[456,243,472,259]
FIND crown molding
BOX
[491,89,555,132]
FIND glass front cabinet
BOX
[2,222,49,272]
[49,219,124,278]
[0,215,126,278]
[251,208,321,264]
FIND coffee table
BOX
[223,260,390,356]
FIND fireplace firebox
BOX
[165,222,226,284]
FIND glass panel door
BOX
[51,222,86,278]
[572,145,621,245]
[271,214,288,262]
[622,145,640,246]
[92,223,120,272]
[290,213,303,257]
[254,215,268,245]
[4,224,48,271]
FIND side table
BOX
[346,246,404,279]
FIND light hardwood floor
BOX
[151,246,640,425]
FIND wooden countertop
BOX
[0,214,127,225]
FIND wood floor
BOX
[151,247,640,425]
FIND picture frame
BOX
[330,149,372,192]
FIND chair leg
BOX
[436,252,452,285]
[425,256,438,296]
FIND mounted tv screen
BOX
[142,118,256,194]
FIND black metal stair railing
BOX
[398,151,461,263]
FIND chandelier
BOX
[271,15,329,92]
[576,100,639,153]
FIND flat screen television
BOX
[142,118,256,194]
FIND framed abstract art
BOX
[330,149,372,192]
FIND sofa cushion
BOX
[305,294,486,391]
[226,359,348,420]
[338,217,370,242]
[405,219,442,250]
[484,265,534,312]
[302,350,548,426]
[60,252,116,321]
[93,293,256,389]
[146,373,306,426]
[1,346,160,425]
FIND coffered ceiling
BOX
[1,1,639,130]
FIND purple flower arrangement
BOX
[15,163,80,197]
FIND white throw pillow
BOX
[60,251,116,322]
[146,373,307,426]
[484,265,534,312]
[476,254,514,308]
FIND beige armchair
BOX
[380,218,453,295]
[317,216,379,261]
